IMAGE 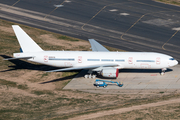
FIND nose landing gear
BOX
[161,68,167,76]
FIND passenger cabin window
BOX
[101,59,114,62]
[87,59,100,61]
[49,58,75,61]
[136,60,155,62]
[115,59,125,62]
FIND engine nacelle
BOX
[101,68,119,78]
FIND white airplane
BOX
[4,25,178,78]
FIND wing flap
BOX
[88,39,109,52]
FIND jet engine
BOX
[101,68,119,78]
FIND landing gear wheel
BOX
[161,68,166,76]
[84,75,88,78]
[103,85,107,88]
[161,72,165,76]
[84,74,97,79]
[92,75,96,79]
[88,74,92,78]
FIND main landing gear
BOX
[84,70,97,78]
[161,68,166,76]
[84,74,96,78]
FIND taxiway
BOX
[0,0,180,61]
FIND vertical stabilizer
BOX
[88,39,109,52]
[12,25,43,52]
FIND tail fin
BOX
[12,25,43,52]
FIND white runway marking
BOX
[109,9,118,12]
[142,19,175,26]
[172,27,180,31]
[54,5,64,7]
[120,13,130,16]
[64,0,71,3]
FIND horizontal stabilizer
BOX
[4,56,34,60]
[89,39,109,52]
[46,63,118,72]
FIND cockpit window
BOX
[169,58,175,60]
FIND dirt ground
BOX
[69,98,180,120]
[156,0,180,5]
[1,19,180,120]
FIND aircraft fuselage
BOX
[13,51,178,70]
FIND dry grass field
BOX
[91,103,180,120]
[1,19,180,120]
[156,0,180,5]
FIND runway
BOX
[0,0,180,61]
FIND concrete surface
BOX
[63,65,180,91]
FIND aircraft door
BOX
[128,57,133,64]
[78,56,82,63]
[156,57,161,65]
[44,55,48,62]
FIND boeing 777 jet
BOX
[4,25,178,78]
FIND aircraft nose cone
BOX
[175,60,178,65]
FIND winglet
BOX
[88,39,109,52]
[12,25,43,52]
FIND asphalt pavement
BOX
[0,0,180,61]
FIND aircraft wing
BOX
[46,63,118,72]
[88,39,109,52]
[4,56,34,60]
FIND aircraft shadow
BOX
[94,68,173,80]
[119,68,172,73]
[0,55,81,82]
[40,73,78,84]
